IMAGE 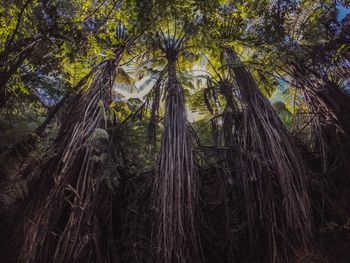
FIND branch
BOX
[6,0,32,51]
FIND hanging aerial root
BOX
[288,56,350,224]
[151,60,201,263]
[224,47,312,262]
[18,54,123,263]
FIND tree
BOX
[1,1,350,262]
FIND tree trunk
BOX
[151,57,201,263]
[14,49,123,263]
[224,47,312,262]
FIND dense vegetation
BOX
[0,0,349,262]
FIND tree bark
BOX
[15,49,123,263]
[151,56,201,263]
[224,47,312,262]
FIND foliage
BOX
[0,0,350,263]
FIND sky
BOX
[338,5,350,21]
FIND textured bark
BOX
[224,47,312,262]
[16,49,123,263]
[151,56,201,263]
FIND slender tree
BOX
[224,46,312,262]
[150,29,201,263]
[14,11,139,261]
